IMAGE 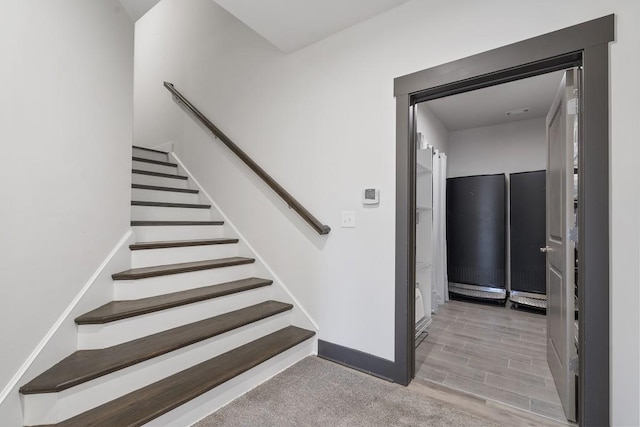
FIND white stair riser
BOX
[131,205,211,221]
[131,188,200,205]
[114,263,256,300]
[132,160,178,175]
[132,147,168,162]
[132,225,225,241]
[132,173,188,188]
[77,286,272,349]
[22,313,292,426]
[131,243,239,268]
[149,338,315,427]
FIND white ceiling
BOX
[119,0,162,22]
[213,0,411,53]
[425,70,565,132]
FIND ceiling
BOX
[119,0,162,22]
[425,70,565,132]
[118,0,410,51]
[213,0,411,53]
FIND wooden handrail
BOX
[164,82,331,235]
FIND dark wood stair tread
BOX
[131,200,211,209]
[129,238,238,250]
[132,145,168,155]
[131,221,224,227]
[44,326,314,426]
[131,220,223,226]
[132,169,188,180]
[131,184,199,194]
[132,156,177,167]
[75,278,273,325]
[20,301,293,395]
[112,257,254,280]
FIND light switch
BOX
[341,211,356,228]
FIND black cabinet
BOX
[510,170,546,296]
[446,174,506,300]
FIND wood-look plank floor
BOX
[408,378,572,427]
[415,298,570,423]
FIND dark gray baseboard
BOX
[317,340,396,382]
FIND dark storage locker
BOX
[446,174,506,301]
[509,170,547,308]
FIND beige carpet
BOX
[194,356,497,427]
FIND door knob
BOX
[540,246,551,253]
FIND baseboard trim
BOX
[317,340,396,383]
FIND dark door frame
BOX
[393,15,614,426]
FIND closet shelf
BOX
[415,316,430,339]
[415,146,433,336]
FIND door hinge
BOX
[569,226,579,242]
[569,355,579,374]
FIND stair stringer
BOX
[0,230,134,425]
[170,152,320,335]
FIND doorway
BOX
[393,15,613,426]
[412,69,572,421]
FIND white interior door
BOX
[544,68,579,422]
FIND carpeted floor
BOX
[194,356,498,427]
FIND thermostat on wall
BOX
[363,188,380,205]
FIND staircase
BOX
[19,146,316,426]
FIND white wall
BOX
[416,103,449,153]
[134,1,639,424]
[448,117,546,178]
[0,0,133,423]
[447,117,547,291]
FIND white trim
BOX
[151,141,174,153]
[170,153,319,331]
[0,230,133,405]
